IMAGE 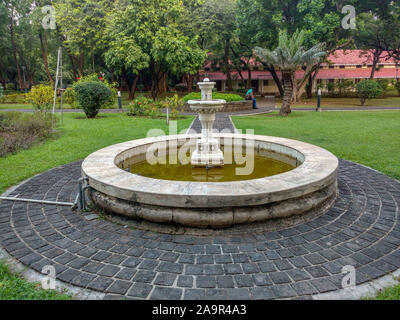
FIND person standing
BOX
[245,88,258,109]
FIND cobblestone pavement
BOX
[0,159,399,300]
[189,113,237,134]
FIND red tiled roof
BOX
[326,50,396,65]
[203,50,397,70]
[201,67,399,81]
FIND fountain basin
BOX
[82,134,338,228]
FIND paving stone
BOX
[250,287,275,300]
[184,289,205,300]
[223,264,243,275]
[204,264,224,275]
[197,276,217,288]
[205,289,228,300]
[157,262,184,274]
[132,270,157,283]
[310,278,338,293]
[115,267,137,281]
[98,265,120,277]
[216,275,235,288]
[269,272,292,285]
[287,269,311,281]
[234,275,254,288]
[272,284,297,299]
[87,276,114,291]
[154,273,177,286]
[151,287,183,300]
[177,276,193,288]
[127,283,152,298]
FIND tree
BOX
[255,29,325,116]
[356,80,383,106]
[238,0,350,99]
[105,0,206,100]
[54,0,112,76]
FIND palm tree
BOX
[254,30,326,116]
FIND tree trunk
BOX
[122,70,139,100]
[150,60,158,101]
[187,74,193,93]
[306,74,313,99]
[370,49,382,80]
[39,31,54,86]
[78,50,85,76]
[247,68,252,90]
[224,38,233,91]
[280,71,293,116]
[9,18,23,91]
[266,64,284,97]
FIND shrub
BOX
[161,94,184,119]
[395,81,400,97]
[376,79,389,94]
[128,96,162,118]
[63,87,77,108]
[356,80,383,106]
[182,92,243,102]
[74,81,111,118]
[0,112,54,157]
[72,74,117,108]
[25,85,53,111]
[2,93,27,104]
[0,86,3,101]
[337,80,354,94]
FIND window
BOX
[317,79,322,84]
[329,65,334,69]
[340,65,345,69]
[356,65,362,68]
[263,80,269,86]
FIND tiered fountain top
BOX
[187,78,226,111]
[187,79,226,166]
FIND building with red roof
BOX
[199,50,399,94]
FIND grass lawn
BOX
[0,112,194,194]
[0,262,72,300]
[279,96,400,108]
[232,111,400,181]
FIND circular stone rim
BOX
[81,134,339,208]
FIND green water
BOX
[129,154,296,182]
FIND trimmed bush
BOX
[356,80,383,106]
[72,74,117,108]
[74,81,111,118]
[182,92,243,103]
[25,85,53,111]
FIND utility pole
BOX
[53,47,63,115]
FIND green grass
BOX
[363,278,400,300]
[0,261,72,300]
[280,96,400,108]
[0,112,194,194]
[0,104,32,110]
[232,111,400,181]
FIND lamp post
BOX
[316,88,321,112]
[117,91,122,110]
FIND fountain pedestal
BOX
[188,79,226,167]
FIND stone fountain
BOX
[187,79,225,167]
